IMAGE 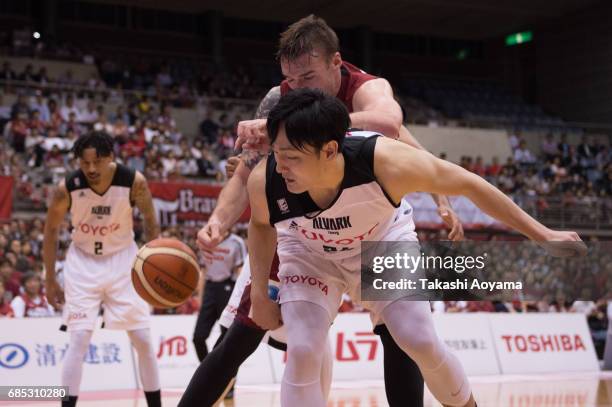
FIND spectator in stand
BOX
[79,99,98,125]
[60,94,81,121]
[29,91,50,122]
[47,99,63,131]
[18,64,38,82]
[0,61,16,81]
[540,133,558,161]
[10,272,55,318]
[37,66,50,85]
[472,156,486,177]
[508,131,520,150]
[112,118,130,142]
[199,111,220,146]
[0,94,11,127]
[61,111,85,138]
[10,239,33,272]
[11,94,30,119]
[28,109,46,133]
[178,151,199,177]
[5,111,29,153]
[45,144,65,169]
[0,280,14,317]
[121,131,146,172]
[514,140,536,165]
[57,69,77,87]
[486,156,502,178]
[577,136,597,163]
[93,106,114,134]
[0,260,20,299]
[112,105,130,125]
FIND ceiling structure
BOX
[92,0,602,39]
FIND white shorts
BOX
[277,221,420,325]
[63,242,150,331]
[218,258,250,329]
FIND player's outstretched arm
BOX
[374,137,586,251]
[131,171,160,242]
[198,86,282,251]
[246,159,281,330]
[43,182,70,308]
[396,125,464,240]
[351,78,403,138]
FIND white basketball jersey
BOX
[66,164,136,257]
[201,233,246,282]
[267,132,414,260]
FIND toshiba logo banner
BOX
[489,314,599,374]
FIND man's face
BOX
[24,277,40,296]
[281,49,342,96]
[0,263,13,279]
[10,240,21,255]
[79,148,114,186]
[272,126,333,194]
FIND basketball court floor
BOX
[2,372,611,407]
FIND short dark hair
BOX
[277,15,339,62]
[267,88,349,153]
[72,131,114,158]
[21,271,40,285]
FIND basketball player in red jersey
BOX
[43,132,162,407]
[181,15,455,407]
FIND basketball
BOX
[132,238,200,308]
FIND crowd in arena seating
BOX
[0,60,263,210]
[453,132,612,225]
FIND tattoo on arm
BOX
[254,86,281,119]
[242,149,266,170]
[132,175,160,242]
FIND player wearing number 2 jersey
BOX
[43,132,162,407]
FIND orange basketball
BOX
[132,238,200,308]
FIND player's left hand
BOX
[196,222,230,264]
[251,296,282,330]
[437,205,464,241]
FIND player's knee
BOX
[287,342,322,378]
[391,325,440,364]
[128,329,155,354]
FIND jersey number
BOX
[94,242,103,255]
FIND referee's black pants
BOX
[192,277,235,361]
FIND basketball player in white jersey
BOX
[43,132,162,407]
[247,89,586,407]
[193,231,246,362]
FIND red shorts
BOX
[235,252,280,330]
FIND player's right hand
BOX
[225,155,241,179]
[235,119,270,153]
[45,279,65,310]
[196,221,230,264]
[251,296,282,330]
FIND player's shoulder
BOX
[113,163,136,188]
[65,168,86,192]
